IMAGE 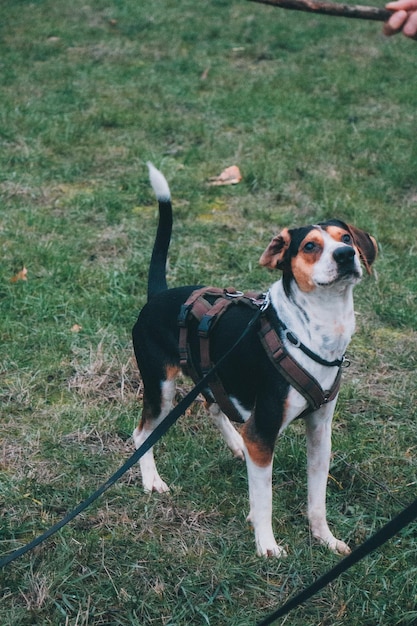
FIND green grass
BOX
[1,0,416,624]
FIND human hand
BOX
[384,0,417,37]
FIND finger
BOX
[386,0,417,10]
[403,10,417,36]
[383,9,409,34]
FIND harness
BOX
[178,287,344,422]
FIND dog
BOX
[132,163,377,557]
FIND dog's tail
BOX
[146,162,173,301]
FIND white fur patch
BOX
[208,403,245,459]
[147,162,171,201]
[245,452,286,557]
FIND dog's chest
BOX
[270,281,355,359]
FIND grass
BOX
[0,0,416,624]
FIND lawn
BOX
[0,0,416,624]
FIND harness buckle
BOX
[198,313,214,338]
[178,303,192,327]
[284,328,301,348]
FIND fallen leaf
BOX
[10,267,28,283]
[209,165,242,186]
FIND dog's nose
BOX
[333,246,355,265]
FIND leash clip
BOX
[259,290,271,312]
[341,355,351,368]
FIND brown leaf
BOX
[209,165,242,186]
[10,267,28,283]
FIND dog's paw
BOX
[256,540,287,558]
[314,532,351,556]
[143,475,170,494]
[332,539,351,556]
[248,518,287,558]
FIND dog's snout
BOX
[333,246,355,266]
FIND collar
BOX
[264,296,347,368]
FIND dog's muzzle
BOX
[333,245,355,266]
[333,245,360,277]
[332,245,362,282]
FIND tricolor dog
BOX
[132,163,377,557]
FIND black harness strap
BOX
[276,318,345,367]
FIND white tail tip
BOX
[147,162,171,201]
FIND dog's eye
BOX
[303,241,316,252]
[341,233,352,244]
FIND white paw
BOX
[256,538,287,558]
[330,538,351,556]
[247,515,287,558]
[314,532,351,556]
[143,474,170,494]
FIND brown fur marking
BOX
[165,364,180,380]
[291,231,324,292]
[242,424,273,467]
[325,225,350,242]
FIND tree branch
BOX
[247,0,391,21]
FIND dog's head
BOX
[259,219,377,294]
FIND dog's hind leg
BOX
[207,402,245,460]
[133,376,177,493]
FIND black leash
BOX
[0,306,264,570]
[3,305,416,626]
[257,496,417,625]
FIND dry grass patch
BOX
[69,341,141,403]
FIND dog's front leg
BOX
[244,448,286,557]
[305,403,351,555]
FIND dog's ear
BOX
[347,224,378,274]
[259,228,291,270]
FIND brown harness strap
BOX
[178,287,231,375]
[198,295,255,423]
[258,314,342,415]
[178,287,343,423]
[178,287,263,422]
[178,287,220,372]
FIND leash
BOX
[0,304,264,570]
[3,307,415,626]
[257,496,417,625]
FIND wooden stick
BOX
[247,0,392,21]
